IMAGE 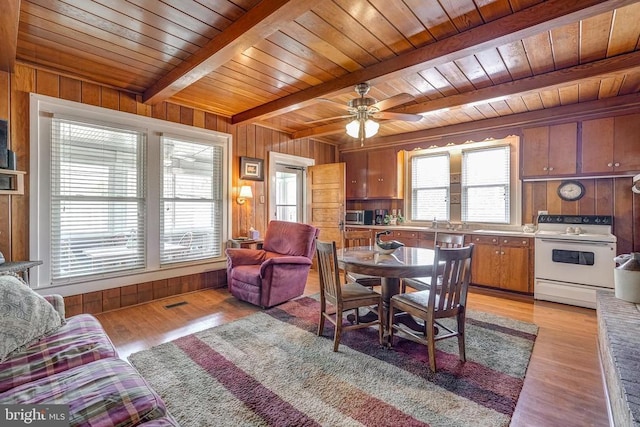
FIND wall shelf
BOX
[0,170,26,195]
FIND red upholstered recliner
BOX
[226,220,319,308]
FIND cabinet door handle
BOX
[495,250,500,255]
[543,166,548,171]
[614,162,620,167]
[492,238,497,243]
[607,163,613,167]
[548,167,554,171]
[501,251,505,255]
[503,239,508,243]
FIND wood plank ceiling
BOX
[11,0,640,147]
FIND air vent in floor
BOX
[164,301,188,309]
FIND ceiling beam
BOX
[291,50,640,139]
[0,0,21,72]
[232,0,634,125]
[142,0,316,105]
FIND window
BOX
[51,118,145,281]
[161,136,223,264]
[30,94,230,289]
[410,153,450,221]
[461,145,510,223]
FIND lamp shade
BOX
[237,185,253,204]
[364,119,379,137]
[345,119,360,138]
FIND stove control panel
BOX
[537,215,613,225]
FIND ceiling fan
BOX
[311,83,423,146]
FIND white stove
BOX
[534,215,617,309]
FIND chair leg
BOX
[333,313,342,352]
[427,315,437,373]
[388,305,395,348]
[377,303,383,346]
[317,301,326,337]
[457,311,466,362]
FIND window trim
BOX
[29,94,232,296]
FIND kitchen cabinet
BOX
[382,230,419,247]
[342,151,367,199]
[342,148,404,199]
[582,114,640,175]
[521,123,577,178]
[467,234,532,293]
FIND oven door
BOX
[535,238,616,288]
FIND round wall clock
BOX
[557,180,585,201]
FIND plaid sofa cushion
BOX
[0,358,167,427]
[0,314,117,393]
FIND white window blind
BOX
[50,118,146,282]
[410,153,450,221]
[462,145,510,223]
[160,136,223,264]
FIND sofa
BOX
[0,273,177,426]
[226,220,319,308]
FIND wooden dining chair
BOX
[316,240,383,352]
[389,244,474,372]
[342,230,382,288]
[401,233,465,292]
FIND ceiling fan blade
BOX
[374,111,423,122]
[305,114,352,124]
[373,93,414,111]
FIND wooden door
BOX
[308,163,345,246]
[582,117,614,174]
[500,245,531,293]
[548,122,577,175]
[613,114,640,173]
[521,126,550,178]
[342,151,367,199]
[469,236,500,287]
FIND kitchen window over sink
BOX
[405,136,519,226]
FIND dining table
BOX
[336,245,438,341]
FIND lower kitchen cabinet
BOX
[467,234,532,293]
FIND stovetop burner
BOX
[535,214,616,243]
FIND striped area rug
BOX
[129,296,537,426]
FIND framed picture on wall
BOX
[240,156,264,181]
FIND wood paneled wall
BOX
[0,63,337,271]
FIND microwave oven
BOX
[345,210,374,225]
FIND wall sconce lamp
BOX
[237,185,253,204]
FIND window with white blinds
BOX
[410,153,450,221]
[461,145,510,223]
[51,118,146,282]
[160,136,223,264]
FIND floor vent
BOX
[164,301,188,309]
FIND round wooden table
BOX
[337,246,437,340]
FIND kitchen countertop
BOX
[346,224,536,238]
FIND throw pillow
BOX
[0,273,64,362]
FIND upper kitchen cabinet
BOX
[342,151,367,199]
[521,123,577,179]
[342,148,404,200]
[582,114,640,175]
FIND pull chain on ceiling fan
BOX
[309,83,423,146]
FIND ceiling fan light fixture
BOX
[345,119,360,138]
[364,119,379,137]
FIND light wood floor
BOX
[96,275,608,427]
